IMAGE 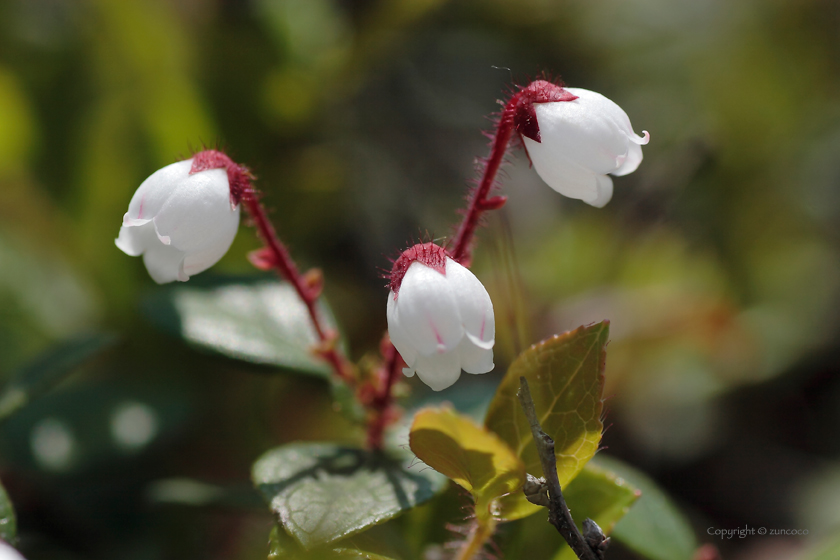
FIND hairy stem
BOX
[454,517,497,560]
[448,93,520,263]
[365,336,404,449]
[242,196,354,384]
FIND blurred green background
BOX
[1,0,839,558]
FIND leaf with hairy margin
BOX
[485,322,609,520]
[409,407,525,521]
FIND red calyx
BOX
[190,149,254,207]
[512,79,578,143]
[388,242,448,296]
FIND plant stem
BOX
[241,195,354,384]
[454,517,497,560]
[448,93,519,263]
[365,336,403,449]
[517,377,606,560]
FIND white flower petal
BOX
[153,168,236,252]
[445,259,494,348]
[524,141,605,202]
[125,160,193,222]
[564,88,642,140]
[387,292,419,366]
[394,262,464,355]
[181,210,241,275]
[142,245,188,284]
[116,156,241,283]
[525,87,647,206]
[0,541,26,560]
[412,351,462,391]
[533,99,627,174]
[457,337,494,374]
[584,174,614,208]
[115,221,157,257]
[612,140,643,177]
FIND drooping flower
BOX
[386,243,495,391]
[115,154,241,284]
[513,80,650,208]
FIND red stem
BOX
[448,94,520,263]
[241,196,354,384]
[365,338,404,450]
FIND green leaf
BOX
[142,277,344,377]
[330,550,396,560]
[252,443,446,550]
[269,524,301,559]
[409,407,525,521]
[0,333,117,423]
[484,322,609,520]
[593,455,697,560]
[268,524,401,560]
[0,478,17,544]
[551,461,640,560]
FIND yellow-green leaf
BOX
[409,407,525,520]
[485,322,609,520]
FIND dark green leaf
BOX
[0,478,17,544]
[142,277,345,377]
[252,442,446,550]
[0,333,117,423]
[593,455,697,560]
[269,524,301,559]
[485,322,609,520]
[268,524,401,560]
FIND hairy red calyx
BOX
[512,79,578,143]
[389,242,448,296]
[190,149,254,207]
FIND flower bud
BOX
[115,157,241,284]
[514,81,650,208]
[386,243,495,391]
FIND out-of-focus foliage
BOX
[0,0,839,558]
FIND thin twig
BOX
[517,377,608,560]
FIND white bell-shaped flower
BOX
[115,158,240,284]
[519,85,649,208]
[387,243,495,391]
